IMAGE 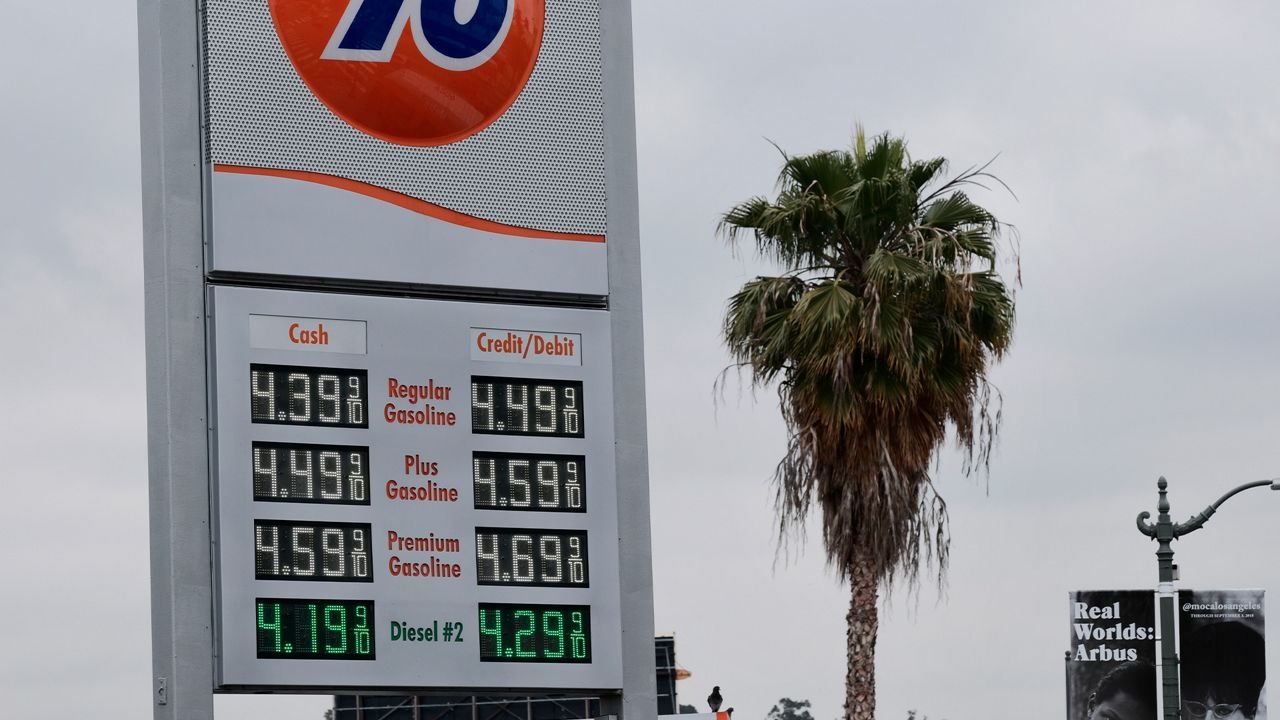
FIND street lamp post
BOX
[1135,476,1280,720]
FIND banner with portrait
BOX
[1066,590,1159,720]
[1178,590,1267,720]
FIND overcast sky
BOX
[4,1,1280,719]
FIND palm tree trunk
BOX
[845,547,878,720]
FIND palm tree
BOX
[719,129,1017,720]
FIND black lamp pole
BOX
[1135,476,1279,719]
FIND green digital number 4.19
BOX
[256,599,374,660]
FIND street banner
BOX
[1066,590,1159,720]
[1178,590,1267,720]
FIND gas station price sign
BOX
[141,0,650,708]
[208,288,623,690]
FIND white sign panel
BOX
[211,286,622,690]
[202,0,611,296]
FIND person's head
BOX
[1181,621,1266,719]
[1087,661,1157,720]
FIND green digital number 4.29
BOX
[479,605,588,662]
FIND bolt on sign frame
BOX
[138,1,655,718]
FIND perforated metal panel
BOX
[204,0,606,236]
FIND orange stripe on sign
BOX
[213,164,606,244]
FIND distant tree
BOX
[766,697,815,720]
[680,704,700,714]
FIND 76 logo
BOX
[321,0,515,71]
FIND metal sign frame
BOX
[138,0,654,717]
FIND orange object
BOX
[268,0,544,146]
[214,165,605,243]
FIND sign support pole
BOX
[601,3,656,720]
[139,0,215,715]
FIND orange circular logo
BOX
[269,0,544,146]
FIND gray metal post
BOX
[1148,479,1180,720]
[600,2,657,719]
[138,0,215,714]
[1063,651,1070,720]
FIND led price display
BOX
[474,528,588,587]
[250,364,368,427]
[255,520,372,582]
[256,598,375,660]
[471,376,584,438]
[473,452,586,513]
[478,603,590,663]
[252,442,370,505]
